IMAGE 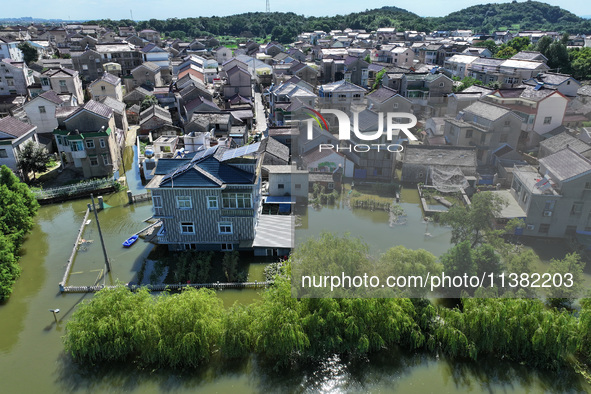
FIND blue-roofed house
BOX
[146,142,294,254]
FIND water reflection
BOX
[54,349,590,394]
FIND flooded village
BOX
[1,3,591,392]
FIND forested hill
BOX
[87,1,591,42]
[430,1,589,32]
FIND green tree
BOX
[437,191,507,247]
[0,166,38,300]
[546,253,586,309]
[453,76,483,92]
[17,42,38,64]
[140,95,159,111]
[16,141,52,182]
[474,39,498,56]
[222,251,240,282]
[372,69,386,90]
[364,54,371,63]
[495,46,518,59]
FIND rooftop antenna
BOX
[266,0,270,13]
[130,9,133,21]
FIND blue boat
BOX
[123,234,139,247]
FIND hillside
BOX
[429,1,591,33]
[80,1,591,42]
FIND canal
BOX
[0,147,590,393]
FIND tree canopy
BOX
[17,42,38,64]
[16,141,52,182]
[0,166,39,299]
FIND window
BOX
[85,140,95,148]
[585,182,591,190]
[0,149,7,158]
[221,243,233,251]
[101,85,106,91]
[295,184,302,189]
[439,82,444,87]
[176,196,192,209]
[338,94,347,101]
[102,153,110,165]
[89,156,99,166]
[393,103,398,109]
[180,222,195,234]
[71,141,84,151]
[465,129,473,138]
[39,106,46,114]
[59,80,66,87]
[480,133,486,144]
[82,64,88,70]
[543,116,552,124]
[56,136,62,145]
[99,139,105,148]
[571,202,583,215]
[539,224,550,234]
[504,120,511,126]
[327,182,334,190]
[152,195,162,210]
[278,184,285,189]
[218,222,233,234]
[353,93,361,99]
[222,193,252,209]
[207,196,218,209]
[184,243,197,250]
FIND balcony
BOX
[71,150,87,159]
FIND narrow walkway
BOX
[253,91,268,134]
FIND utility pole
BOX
[91,194,111,272]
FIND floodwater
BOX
[1,147,590,393]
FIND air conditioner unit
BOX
[543,211,552,217]
[526,224,535,231]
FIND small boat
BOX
[123,235,139,248]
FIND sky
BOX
[2,0,589,21]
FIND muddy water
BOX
[1,148,589,393]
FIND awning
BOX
[264,196,296,204]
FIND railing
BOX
[33,178,117,200]
[60,281,272,293]
[221,208,255,217]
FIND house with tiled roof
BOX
[89,72,123,101]
[485,85,569,149]
[40,67,84,104]
[99,96,129,133]
[223,65,252,99]
[146,143,293,255]
[126,61,163,91]
[23,90,71,134]
[443,100,523,165]
[0,36,23,61]
[139,104,173,134]
[301,146,355,177]
[0,116,38,173]
[366,86,412,113]
[0,59,33,96]
[123,86,151,107]
[510,147,591,239]
[53,100,120,178]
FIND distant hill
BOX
[4,1,591,41]
[428,1,591,33]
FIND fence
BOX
[60,281,272,293]
[33,178,117,201]
[59,207,91,288]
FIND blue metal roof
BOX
[265,196,295,204]
[159,156,254,188]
